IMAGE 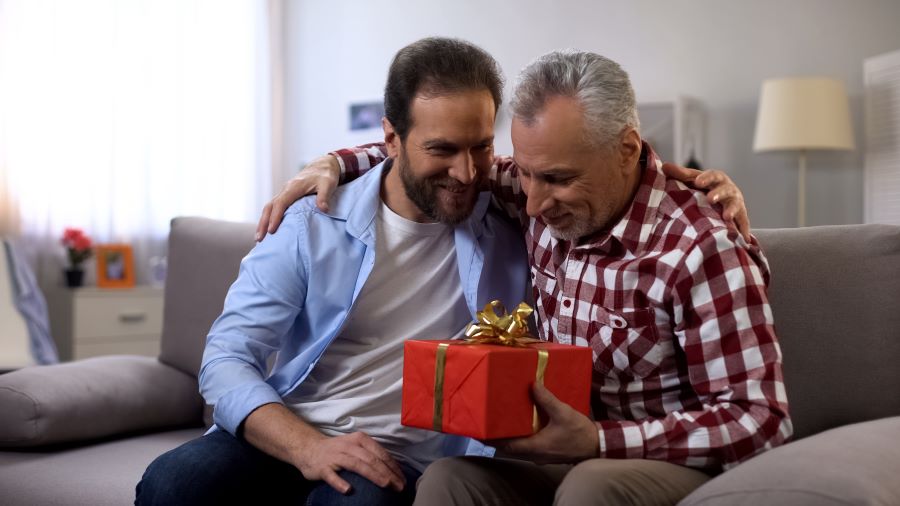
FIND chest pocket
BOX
[590,306,663,379]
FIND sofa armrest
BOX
[0,355,203,447]
[679,416,900,505]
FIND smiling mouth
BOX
[439,185,471,195]
[542,213,570,226]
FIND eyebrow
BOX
[422,137,494,149]
[514,159,578,177]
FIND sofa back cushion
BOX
[755,224,900,439]
[159,217,256,377]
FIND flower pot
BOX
[65,268,84,288]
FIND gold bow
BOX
[464,300,540,346]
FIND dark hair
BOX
[384,37,504,140]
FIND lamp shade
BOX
[753,77,855,152]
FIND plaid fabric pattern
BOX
[332,142,792,471]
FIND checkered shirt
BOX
[332,142,792,471]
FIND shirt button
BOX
[574,253,583,261]
[610,316,626,328]
[563,299,572,308]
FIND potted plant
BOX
[60,228,93,287]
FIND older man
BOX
[259,50,788,505]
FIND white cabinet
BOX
[48,286,164,361]
[638,96,707,167]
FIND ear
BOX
[383,117,401,159]
[617,127,642,173]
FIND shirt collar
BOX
[582,141,666,253]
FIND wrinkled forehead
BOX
[407,89,497,142]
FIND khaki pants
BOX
[413,457,711,506]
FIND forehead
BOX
[407,89,496,141]
[511,98,595,171]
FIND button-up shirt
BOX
[333,142,791,471]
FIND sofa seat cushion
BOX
[680,417,900,505]
[0,428,203,506]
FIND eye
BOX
[428,146,455,156]
[544,174,574,185]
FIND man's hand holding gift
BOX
[488,383,600,464]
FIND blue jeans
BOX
[135,430,421,506]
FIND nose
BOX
[525,180,554,218]
[448,152,477,185]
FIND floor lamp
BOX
[753,77,855,227]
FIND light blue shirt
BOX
[199,160,530,456]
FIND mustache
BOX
[432,178,475,193]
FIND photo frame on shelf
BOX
[96,244,135,288]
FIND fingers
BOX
[706,185,738,206]
[267,200,288,235]
[316,176,337,213]
[692,169,730,189]
[355,433,406,486]
[338,444,405,492]
[333,433,405,492]
[255,203,272,242]
[321,468,352,495]
[732,206,752,242]
[531,382,566,418]
[661,162,700,183]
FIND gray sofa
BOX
[1,217,898,505]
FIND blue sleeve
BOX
[198,214,309,436]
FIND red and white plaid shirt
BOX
[333,142,792,471]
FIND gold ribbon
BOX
[430,301,549,434]
[532,349,549,433]
[463,300,540,346]
[432,343,450,432]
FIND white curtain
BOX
[0,0,277,286]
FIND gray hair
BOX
[510,50,639,149]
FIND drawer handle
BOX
[118,312,147,324]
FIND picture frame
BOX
[349,101,384,131]
[96,244,135,288]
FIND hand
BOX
[488,383,599,464]
[294,431,407,495]
[255,155,341,241]
[661,163,751,242]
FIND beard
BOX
[396,150,480,226]
[542,210,605,242]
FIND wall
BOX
[283,0,900,228]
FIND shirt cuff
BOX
[597,419,646,459]
[212,382,284,436]
[328,149,356,181]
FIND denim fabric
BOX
[135,430,420,506]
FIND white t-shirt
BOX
[286,200,472,471]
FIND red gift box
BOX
[401,339,592,440]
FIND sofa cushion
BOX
[755,225,900,439]
[0,356,202,447]
[0,427,203,506]
[679,416,900,505]
[159,217,256,378]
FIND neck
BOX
[381,159,432,223]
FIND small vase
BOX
[65,268,84,288]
